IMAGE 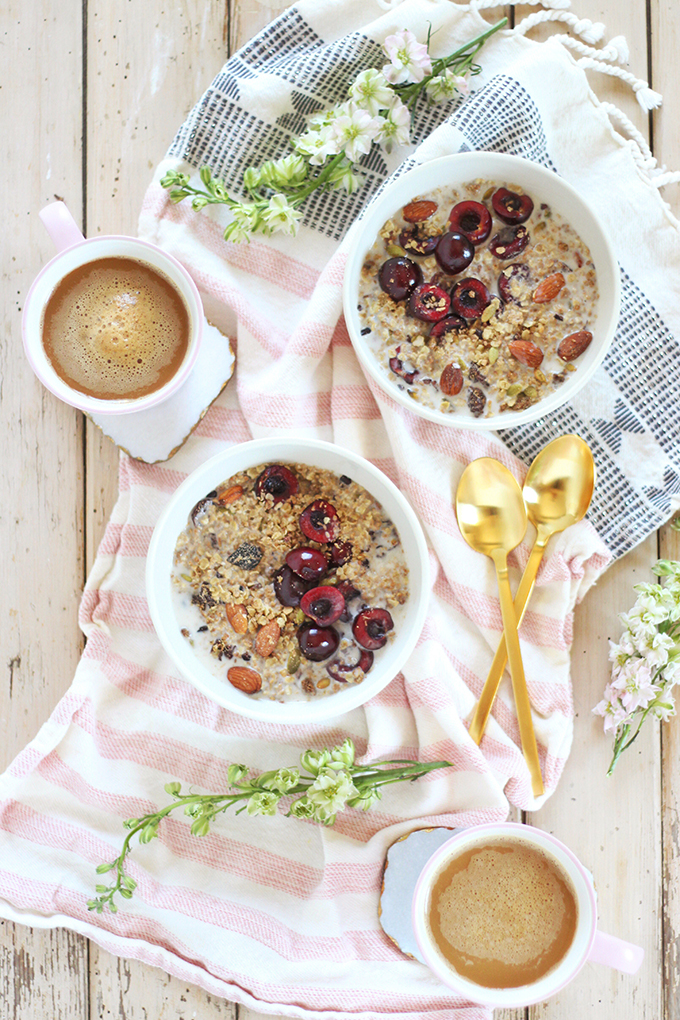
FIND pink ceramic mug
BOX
[411,822,644,1008]
[22,201,203,415]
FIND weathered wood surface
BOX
[2,0,679,1016]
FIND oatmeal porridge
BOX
[171,462,409,702]
[357,179,599,418]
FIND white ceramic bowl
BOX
[343,152,620,430]
[146,437,429,723]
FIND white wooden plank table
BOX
[2,1,678,1016]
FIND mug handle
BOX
[39,201,85,252]
[588,929,644,974]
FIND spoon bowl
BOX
[456,459,527,557]
[523,434,595,533]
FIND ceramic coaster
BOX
[379,826,462,961]
[88,318,235,463]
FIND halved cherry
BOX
[255,465,298,503]
[327,540,352,568]
[300,585,345,626]
[489,225,530,260]
[299,499,340,543]
[297,622,340,662]
[353,608,394,650]
[498,263,531,303]
[435,231,474,275]
[399,228,440,257]
[408,283,451,322]
[491,187,534,224]
[430,314,467,341]
[448,200,492,244]
[326,648,374,683]
[286,546,328,581]
[378,257,422,301]
[450,278,491,320]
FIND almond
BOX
[226,603,248,634]
[558,330,593,361]
[255,620,280,657]
[216,484,243,505]
[508,338,544,368]
[440,364,463,396]
[227,666,262,694]
[402,199,437,223]
[532,272,565,303]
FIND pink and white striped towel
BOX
[3,0,680,1016]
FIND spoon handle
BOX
[469,534,548,745]
[492,551,544,798]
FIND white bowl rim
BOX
[146,437,430,723]
[343,151,621,430]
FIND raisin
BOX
[467,387,486,417]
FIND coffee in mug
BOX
[411,822,644,1008]
[23,202,203,415]
[426,838,578,989]
[41,256,191,401]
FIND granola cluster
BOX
[357,178,599,418]
[171,462,409,702]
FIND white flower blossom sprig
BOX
[593,557,680,775]
[88,739,452,913]
[160,18,506,243]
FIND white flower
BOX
[307,767,358,814]
[349,68,394,115]
[261,193,303,236]
[289,796,316,819]
[329,102,382,162]
[622,601,669,639]
[246,791,280,817]
[425,69,470,103]
[330,738,355,768]
[223,202,260,243]
[382,29,432,85]
[641,630,675,668]
[294,126,341,166]
[593,692,630,735]
[618,663,658,712]
[653,699,677,723]
[375,99,411,152]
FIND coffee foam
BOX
[426,840,578,988]
[42,257,190,400]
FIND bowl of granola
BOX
[343,152,620,428]
[146,437,429,723]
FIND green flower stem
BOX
[285,152,348,204]
[89,753,452,913]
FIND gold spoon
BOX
[456,457,544,797]
[468,435,595,746]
